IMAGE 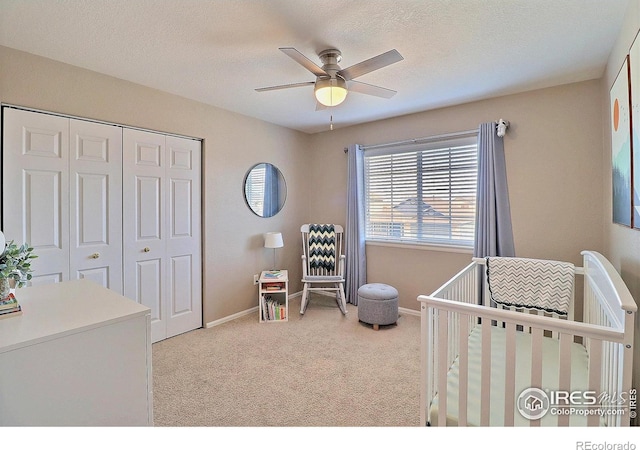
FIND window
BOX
[364,136,478,247]
[245,163,266,216]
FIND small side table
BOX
[258,270,288,322]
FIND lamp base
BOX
[272,248,277,271]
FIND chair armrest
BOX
[301,254,308,277]
[338,254,346,276]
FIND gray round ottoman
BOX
[357,283,399,330]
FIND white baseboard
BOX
[206,290,419,328]
[399,307,420,317]
[205,307,257,328]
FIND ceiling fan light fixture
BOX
[314,77,347,107]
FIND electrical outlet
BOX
[253,274,259,285]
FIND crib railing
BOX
[420,261,480,427]
[581,251,636,427]
[418,251,636,427]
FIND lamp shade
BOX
[314,77,347,107]
[264,232,284,249]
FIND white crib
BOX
[418,251,637,426]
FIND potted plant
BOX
[0,240,37,299]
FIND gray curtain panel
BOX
[474,122,515,257]
[263,163,278,218]
[345,144,366,305]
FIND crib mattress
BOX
[429,325,591,426]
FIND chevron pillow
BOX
[486,257,575,316]
[308,224,336,271]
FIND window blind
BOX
[364,138,478,247]
[245,164,266,216]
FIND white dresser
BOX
[0,279,152,426]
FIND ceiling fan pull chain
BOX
[330,115,333,131]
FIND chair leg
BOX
[300,283,309,314]
[337,283,347,315]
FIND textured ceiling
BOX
[0,0,631,134]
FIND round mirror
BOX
[243,163,287,217]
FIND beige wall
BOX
[0,45,311,323]
[0,42,615,324]
[310,80,605,310]
[602,0,640,404]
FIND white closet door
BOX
[123,128,167,342]
[2,108,70,285]
[69,119,123,293]
[123,129,202,343]
[165,135,202,338]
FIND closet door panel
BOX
[137,176,162,239]
[77,267,109,287]
[2,108,69,284]
[135,258,163,322]
[165,136,202,338]
[69,119,123,293]
[123,128,167,342]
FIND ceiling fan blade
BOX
[279,47,328,77]
[255,81,315,92]
[348,80,397,99]
[337,49,403,81]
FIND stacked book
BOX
[263,270,283,279]
[0,293,21,318]
[263,282,285,291]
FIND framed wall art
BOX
[610,55,632,227]
[630,33,640,229]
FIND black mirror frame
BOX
[243,162,287,218]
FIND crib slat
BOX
[503,321,517,426]
[557,332,573,426]
[530,327,543,427]
[421,303,430,426]
[480,318,491,426]
[437,310,449,426]
[458,313,470,426]
[587,338,602,427]
[606,341,623,427]
[602,339,613,426]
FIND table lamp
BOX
[264,232,284,270]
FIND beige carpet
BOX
[152,294,421,427]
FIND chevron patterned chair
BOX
[300,223,347,315]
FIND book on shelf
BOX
[260,295,269,321]
[279,305,286,320]
[263,282,284,290]
[274,303,280,320]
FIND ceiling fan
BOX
[255,47,404,108]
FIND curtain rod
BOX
[352,128,479,152]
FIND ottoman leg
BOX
[373,324,379,331]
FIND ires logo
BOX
[517,388,636,421]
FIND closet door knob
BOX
[91,252,100,259]
[143,247,151,253]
